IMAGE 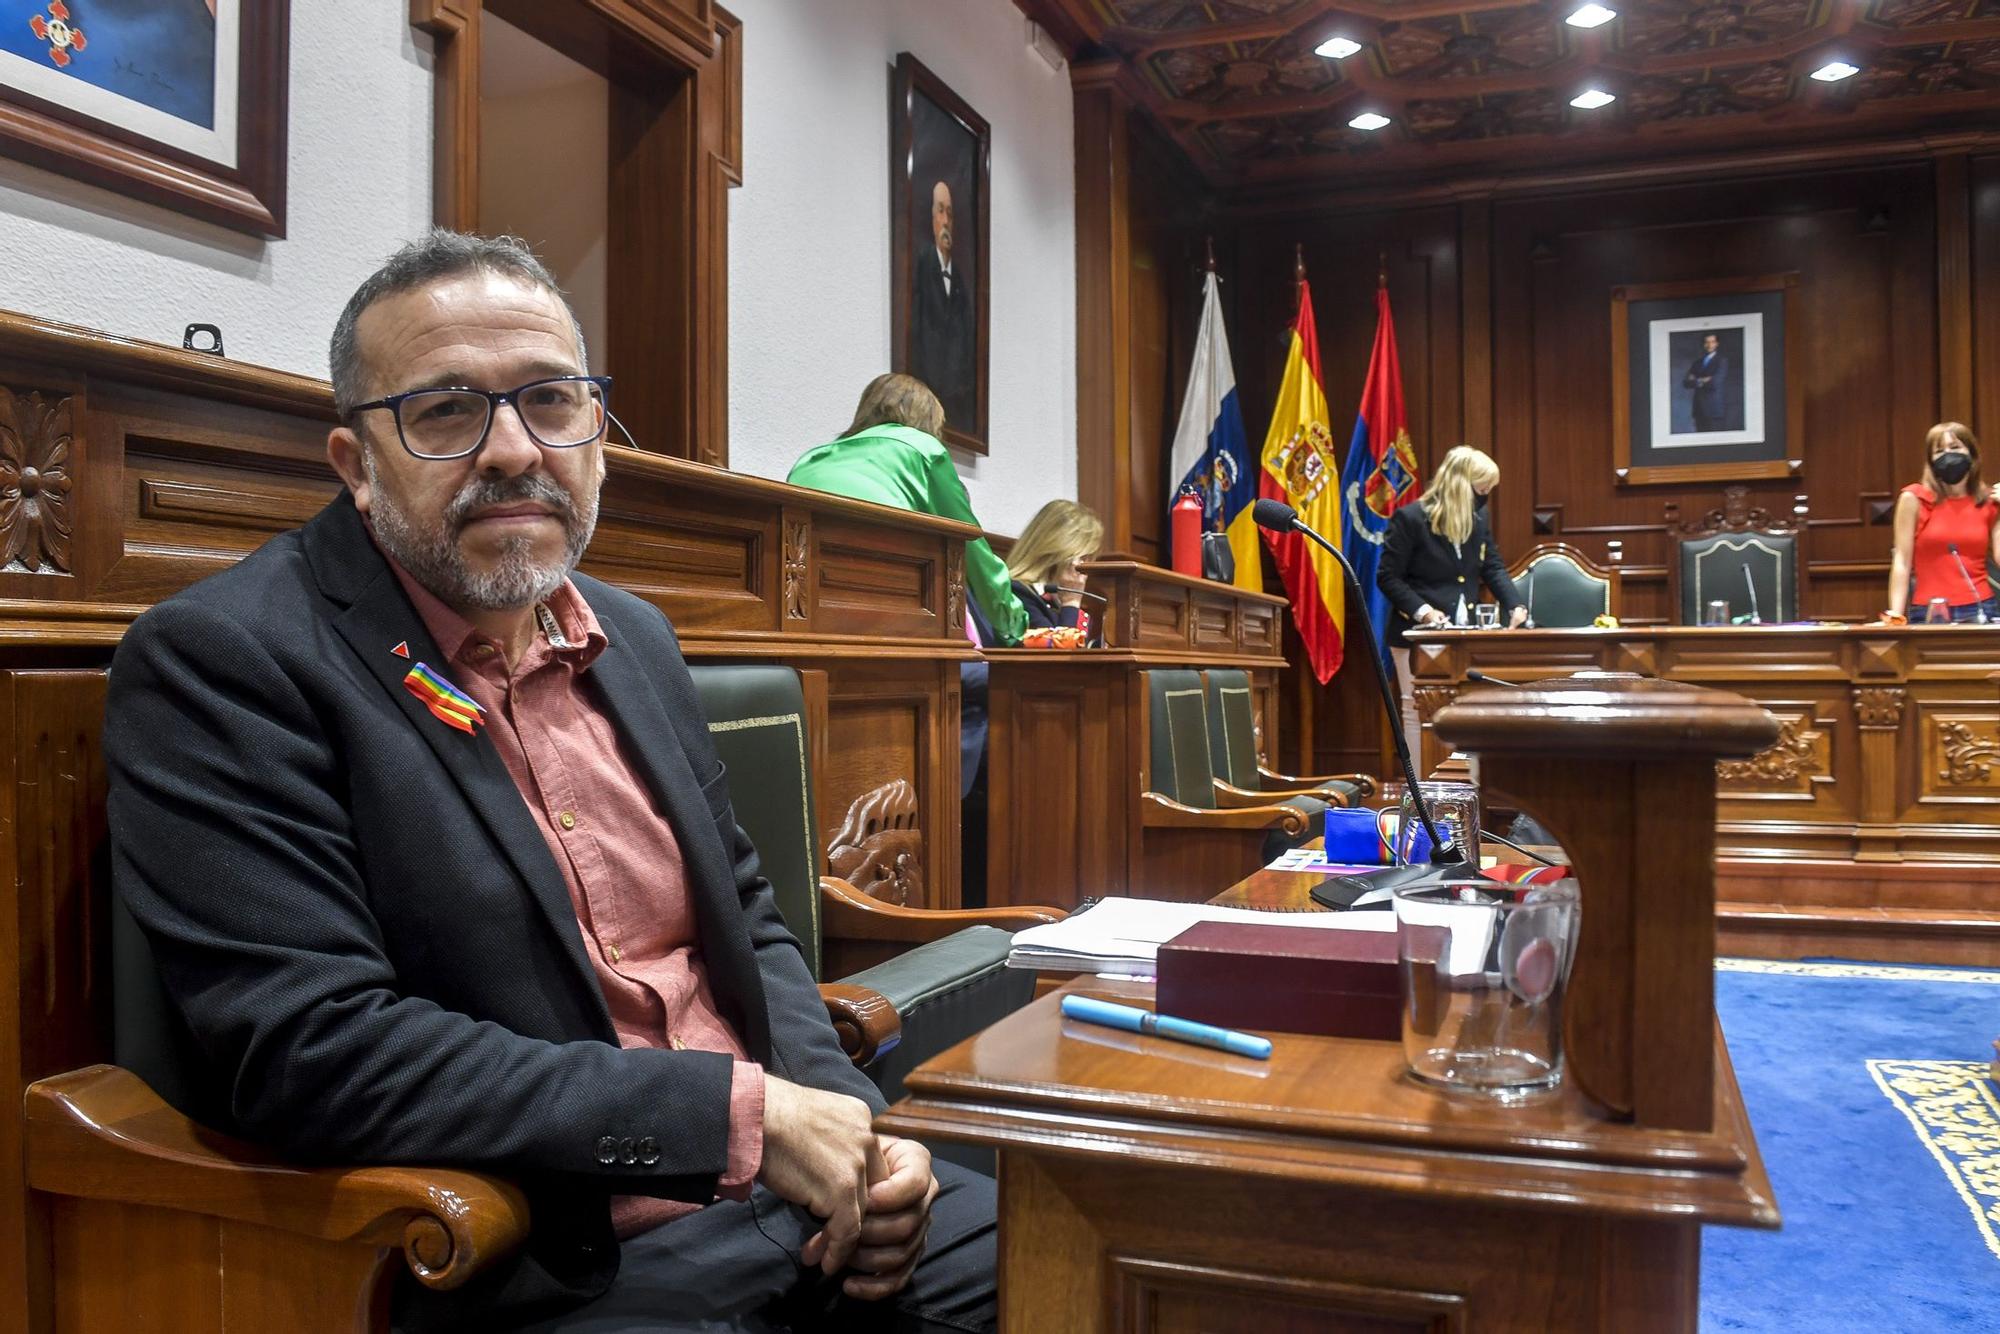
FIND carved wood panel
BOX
[826,779,923,906]
[1714,703,1835,802]
[820,663,958,911]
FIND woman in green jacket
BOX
[787,374,1028,646]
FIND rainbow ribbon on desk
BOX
[403,662,485,734]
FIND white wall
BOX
[0,0,433,378]
[725,0,1077,535]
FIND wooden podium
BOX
[882,675,1782,1332]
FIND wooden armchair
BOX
[1201,668,1378,806]
[1137,670,1313,901]
[17,664,1056,1334]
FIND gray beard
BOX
[364,451,599,612]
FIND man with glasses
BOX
[104,230,995,1333]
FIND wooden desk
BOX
[884,975,1774,1333]
[888,675,1781,1332]
[1410,624,2000,964]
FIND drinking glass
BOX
[1925,597,1952,625]
[1395,878,1580,1098]
[1702,599,1732,626]
[1475,603,1500,630]
[1394,780,1480,865]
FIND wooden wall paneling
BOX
[1491,164,1938,626]
[2,668,113,1334]
[1459,198,1494,455]
[1973,155,2000,447]
[1073,63,1135,557]
[1936,153,1974,423]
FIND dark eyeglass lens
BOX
[400,390,490,457]
[519,380,605,446]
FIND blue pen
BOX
[1060,994,1273,1060]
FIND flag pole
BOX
[1204,234,1217,275]
[1378,250,1388,291]
[1293,243,1306,310]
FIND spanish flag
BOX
[1258,279,1344,683]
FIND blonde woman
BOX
[1005,500,1104,630]
[1884,422,1998,624]
[1377,445,1526,757]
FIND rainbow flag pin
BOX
[403,662,484,734]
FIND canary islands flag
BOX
[1167,272,1260,591]
[1258,279,1344,682]
[1336,286,1422,671]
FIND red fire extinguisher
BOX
[1171,485,1204,578]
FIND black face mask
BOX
[1473,493,1490,513]
[1933,452,1973,486]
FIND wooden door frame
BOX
[408,0,740,468]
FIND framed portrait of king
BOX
[0,1,288,235]
[890,53,990,456]
[1611,273,1801,487]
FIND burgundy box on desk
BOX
[1155,921,1402,1042]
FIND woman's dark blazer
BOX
[1010,578,1084,631]
[1376,504,1524,648]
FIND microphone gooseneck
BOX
[1466,669,1520,688]
[1251,498,1461,867]
[1739,561,1762,625]
[1947,544,1989,624]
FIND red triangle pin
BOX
[391,641,411,659]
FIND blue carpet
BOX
[1702,959,2000,1332]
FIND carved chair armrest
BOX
[1214,778,1346,809]
[1140,791,1311,834]
[24,1064,529,1292]
[820,875,1065,943]
[1258,766,1378,799]
[821,981,902,1066]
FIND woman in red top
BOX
[1887,421,2000,623]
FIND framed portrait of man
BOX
[1611,274,1800,487]
[890,53,990,456]
[0,0,288,235]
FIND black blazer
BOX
[105,493,881,1331]
[1010,578,1084,632]
[910,242,975,427]
[1376,504,1524,648]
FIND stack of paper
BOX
[1008,896,1395,976]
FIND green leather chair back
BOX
[690,665,822,980]
[1146,669,1218,808]
[1203,669,1260,790]
[1519,550,1610,629]
[1679,532,1797,625]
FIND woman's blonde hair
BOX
[1419,445,1500,547]
[844,373,945,440]
[1007,500,1104,587]
[1922,421,1985,503]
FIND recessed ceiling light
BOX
[1315,36,1363,60]
[1566,4,1617,28]
[1810,60,1859,82]
[1570,88,1617,110]
[1348,111,1391,131]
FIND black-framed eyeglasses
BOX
[348,375,613,460]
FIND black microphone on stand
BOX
[1251,499,1469,908]
[1947,544,1990,624]
[1466,669,1519,688]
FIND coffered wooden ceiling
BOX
[1016,0,2000,186]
